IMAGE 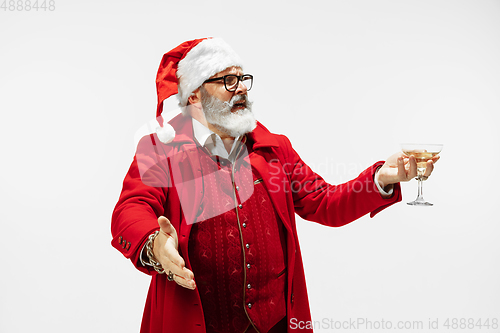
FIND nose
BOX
[234,78,248,95]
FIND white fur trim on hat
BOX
[156,122,176,144]
[155,108,183,144]
[176,38,243,107]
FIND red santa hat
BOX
[155,37,243,143]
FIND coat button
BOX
[247,303,252,309]
[236,186,240,191]
[242,223,247,228]
[238,204,243,209]
[118,236,123,244]
[245,244,250,249]
[247,284,251,289]
[247,263,251,269]
[126,242,131,250]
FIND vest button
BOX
[242,223,247,228]
[247,303,252,309]
[247,284,251,289]
[247,263,251,269]
[238,204,243,209]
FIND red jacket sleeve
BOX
[277,135,401,227]
[111,134,170,275]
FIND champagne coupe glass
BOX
[401,143,443,206]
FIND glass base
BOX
[407,200,433,206]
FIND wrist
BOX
[144,231,165,274]
[139,241,151,267]
[375,167,394,197]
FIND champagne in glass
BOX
[401,143,443,206]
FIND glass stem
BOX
[417,177,424,201]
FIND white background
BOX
[1,1,499,332]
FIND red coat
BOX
[111,114,401,333]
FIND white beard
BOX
[200,87,257,137]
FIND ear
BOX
[188,88,201,105]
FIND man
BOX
[111,38,438,333]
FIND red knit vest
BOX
[188,143,287,333]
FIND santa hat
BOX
[154,37,243,144]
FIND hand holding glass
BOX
[401,143,443,206]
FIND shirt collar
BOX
[192,117,214,147]
[191,117,242,161]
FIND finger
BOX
[173,274,196,290]
[161,262,183,275]
[181,266,195,281]
[161,260,190,279]
[158,216,177,238]
[158,216,178,249]
[397,157,406,179]
[423,160,434,178]
[168,263,194,281]
[162,254,194,280]
[408,155,417,179]
[164,265,196,288]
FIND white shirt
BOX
[191,118,243,163]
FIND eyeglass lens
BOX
[225,75,253,91]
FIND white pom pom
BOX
[156,123,176,144]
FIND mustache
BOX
[223,94,250,109]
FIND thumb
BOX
[158,216,177,239]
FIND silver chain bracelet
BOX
[145,231,165,274]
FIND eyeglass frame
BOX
[203,74,253,92]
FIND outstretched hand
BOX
[154,216,196,290]
[377,152,440,188]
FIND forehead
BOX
[209,66,243,78]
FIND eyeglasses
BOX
[203,74,253,92]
